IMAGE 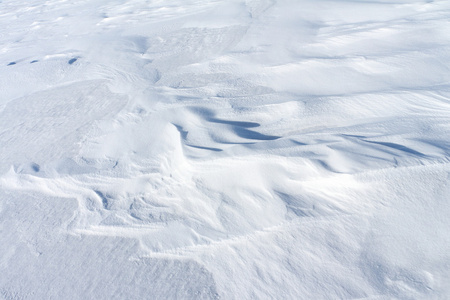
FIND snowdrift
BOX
[1,0,449,298]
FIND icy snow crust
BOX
[1,0,450,298]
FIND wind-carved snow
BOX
[1,0,450,299]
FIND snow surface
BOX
[1,0,450,299]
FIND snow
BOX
[1,0,450,298]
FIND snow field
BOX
[1,0,450,298]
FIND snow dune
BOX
[1,0,450,298]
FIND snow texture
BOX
[1,0,450,299]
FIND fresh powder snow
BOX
[1,0,449,299]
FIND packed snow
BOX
[1,0,450,299]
